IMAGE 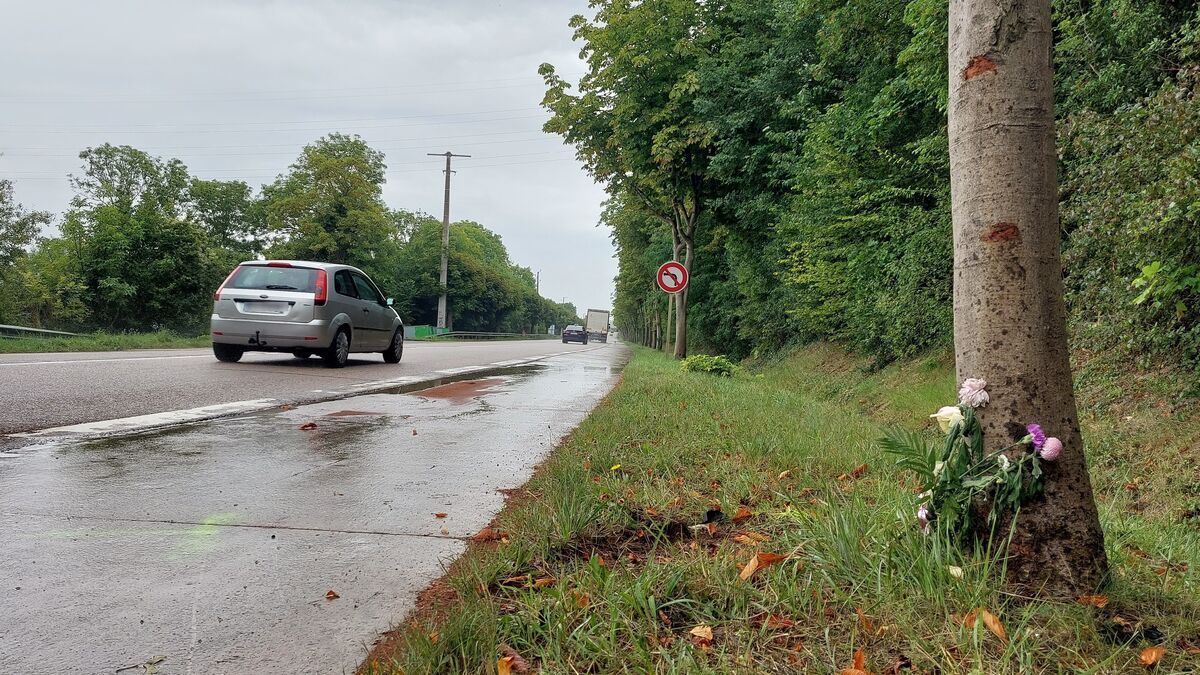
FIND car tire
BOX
[322,328,351,368]
[382,330,403,364]
[562,338,567,343]
[213,343,244,363]
[292,349,312,359]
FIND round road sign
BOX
[656,261,689,294]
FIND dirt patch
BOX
[417,377,507,404]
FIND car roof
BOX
[239,260,362,273]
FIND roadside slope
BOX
[363,345,1200,674]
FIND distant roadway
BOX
[0,340,601,435]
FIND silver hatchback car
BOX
[210,260,404,368]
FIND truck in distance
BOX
[585,308,611,343]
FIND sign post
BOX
[656,261,688,354]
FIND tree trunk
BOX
[949,0,1107,594]
[673,241,692,359]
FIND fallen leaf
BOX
[532,576,556,589]
[706,522,718,536]
[689,624,714,651]
[733,505,753,522]
[411,429,418,436]
[1077,594,1109,608]
[501,575,527,586]
[765,614,795,630]
[1138,646,1165,666]
[739,552,787,580]
[856,607,874,633]
[325,589,339,600]
[645,506,660,518]
[850,463,869,478]
[472,527,509,542]
[778,470,792,480]
[948,565,964,579]
[299,422,318,431]
[434,512,448,519]
[573,591,590,609]
[962,607,1006,643]
[839,648,870,675]
[429,631,439,644]
[439,527,449,535]
[733,532,772,545]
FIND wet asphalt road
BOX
[0,345,627,674]
[0,339,595,435]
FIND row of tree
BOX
[0,135,580,335]
[543,0,1200,370]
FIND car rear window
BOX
[226,265,319,292]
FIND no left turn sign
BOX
[657,261,689,294]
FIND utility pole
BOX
[427,151,471,329]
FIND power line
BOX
[0,106,543,131]
[0,72,583,102]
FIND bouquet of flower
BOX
[881,378,1062,540]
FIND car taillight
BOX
[214,267,239,301]
[313,269,328,305]
[266,261,292,268]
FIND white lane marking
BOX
[435,366,487,375]
[0,354,211,367]
[11,398,277,438]
[490,359,526,366]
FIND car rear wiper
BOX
[264,284,299,290]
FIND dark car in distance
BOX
[562,325,588,344]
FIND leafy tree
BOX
[262,134,397,272]
[542,0,717,357]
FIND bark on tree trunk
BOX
[673,241,692,360]
[949,0,1107,594]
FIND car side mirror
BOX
[386,298,394,306]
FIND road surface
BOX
[0,339,595,435]
[0,344,627,674]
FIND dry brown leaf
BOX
[733,532,772,545]
[1077,594,1109,608]
[434,512,448,519]
[856,607,874,633]
[299,422,318,431]
[1138,646,1165,666]
[838,648,870,675]
[573,591,590,609]
[962,607,1006,643]
[497,656,515,675]
[733,505,754,522]
[706,522,718,536]
[472,527,509,542]
[765,614,795,630]
[689,625,713,641]
[324,589,339,600]
[778,470,792,480]
[850,463,869,478]
[532,577,556,589]
[739,552,787,580]
[411,429,418,436]
[429,631,439,644]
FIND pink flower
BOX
[958,378,990,408]
[917,504,931,531]
[1040,437,1063,461]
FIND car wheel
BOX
[213,343,244,363]
[322,328,351,368]
[382,330,403,364]
[562,338,567,343]
[292,349,312,359]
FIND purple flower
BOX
[1040,437,1062,461]
[917,504,931,531]
[1026,423,1046,451]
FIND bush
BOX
[680,354,736,377]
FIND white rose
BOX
[930,406,965,434]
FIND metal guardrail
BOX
[0,324,80,338]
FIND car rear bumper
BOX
[210,316,333,350]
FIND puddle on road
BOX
[416,377,507,404]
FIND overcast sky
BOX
[0,0,614,314]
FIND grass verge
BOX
[0,330,209,353]
[362,344,1200,674]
